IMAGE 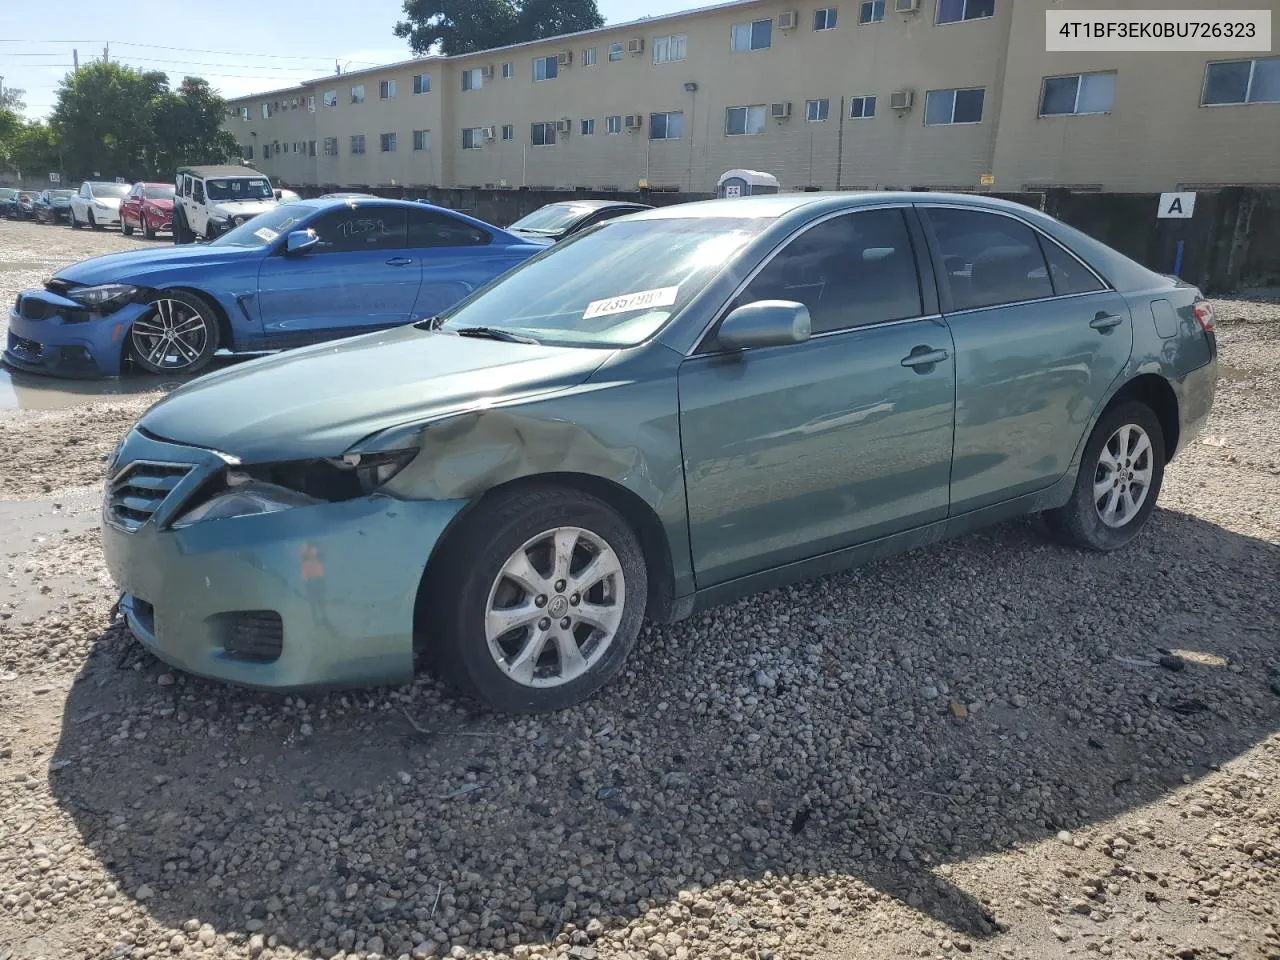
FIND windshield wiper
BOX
[452,326,540,344]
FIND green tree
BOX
[8,122,61,179]
[1,86,27,113]
[394,0,603,55]
[148,77,241,174]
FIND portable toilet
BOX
[717,169,780,198]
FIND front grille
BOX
[107,461,194,531]
[217,611,284,663]
[8,332,41,357]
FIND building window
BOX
[652,34,687,63]
[261,103,271,119]
[290,97,299,109]
[584,46,597,66]
[849,95,877,118]
[581,118,596,135]
[649,110,683,140]
[350,134,366,154]
[239,106,250,121]
[350,85,365,104]
[242,145,253,160]
[859,0,885,21]
[1040,71,1117,116]
[462,127,486,149]
[306,95,315,112]
[501,62,514,79]
[814,8,838,30]
[924,87,986,124]
[936,0,995,24]
[380,132,397,152]
[606,114,623,134]
[726,104,767,135]
[502,124,514,140]
[1202,57,1280,105]
[462,68,484,91]
[293,142,300,154]
[534,56,559,82]
[379,79,396,99]
[413,74,430,95]
[413,129,431,151]
[805,98,830,122]
[608,42,624,61]
[531,121,557,146]
[731,19,773,51]
[323,137,338,155]
[308,140,317,156]
[323,89,337,107]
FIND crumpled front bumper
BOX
[102,428,468,690]
[4,291,146,377]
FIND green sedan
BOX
[102,192,1218,713]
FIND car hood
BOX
[55,244,257,285]
[209,199,276,218]
[142,198,174,210]
[91,197,123,209]
[137,324,611,461]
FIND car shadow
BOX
[48,508,1280,955]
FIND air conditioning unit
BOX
[482,126,496,140]
[777,10,798,29]
[624,114,643,129]
[894,0,920,12]
[889,89,915,110]
[480,64,495,79]
[770,101,792,119]
[557,50,572,66]
[556,119,571,133]
[627,38,644,55]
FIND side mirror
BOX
[285,229,319,255]
[717,300,811,351]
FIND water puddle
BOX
[0,357,242,410]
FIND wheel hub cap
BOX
[1093,423,1154,529]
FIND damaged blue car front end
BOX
[6,282,154,377]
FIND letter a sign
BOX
[1158,192,1196,219]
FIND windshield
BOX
[144,184,175,200]
[206,177,273,201]
[91,183,130,198]
[51,190,74,199]
[211,203,309,247]
[509,203,598,234]
[437,217,769,348]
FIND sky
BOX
[0,0,697,119]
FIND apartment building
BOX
[224,0,1280,194]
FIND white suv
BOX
[173,165,277,243]
[69,181,130,230]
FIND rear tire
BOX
[427,487,648,713]
[1044,401,1165,552]
[173,213,193,245]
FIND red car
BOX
[120,182,176,239]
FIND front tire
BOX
[1044,401,1165,551]
[143,218,156,240]
[128,290,220,375]
[88,211,101,230]
[70,210,82,229]
[428,487,648,713]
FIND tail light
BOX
[1192,300,1215,334]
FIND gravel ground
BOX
[1,221,1278,960]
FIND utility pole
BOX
[335,59,341,75]
[73,49,79,71]
[103,43,109,63]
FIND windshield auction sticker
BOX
[254,227,279,242]
[583,286,679,319]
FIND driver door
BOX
[255,205,420,347]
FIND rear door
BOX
[256,205,419,346]
[678,207,956,587]
[405,208,513,318]
[919,204,1132,513]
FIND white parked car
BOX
[173,165,277,243]
[69,181,130,230]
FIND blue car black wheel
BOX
[128,291,220,375]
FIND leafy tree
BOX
[51,61,168,180]
[148,77,241,174]
[395,0,603,55]
[1,86,27,113]
[7,122,60,179]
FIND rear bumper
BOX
[102,429,467,690]
[4,293,146,377]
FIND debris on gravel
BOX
[1,223,1278,960]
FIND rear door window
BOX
[733,208,924,335]
[923,207,1054,310]
[406,209,491,247]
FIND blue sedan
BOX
[5,198,550,377]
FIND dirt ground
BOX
[0,220,1278,960]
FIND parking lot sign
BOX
[48,172,61,183]
[1158,192,1196,219]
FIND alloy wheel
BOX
[1093,423,1154,528]
[130,299,210,371]
[484,526,625,688]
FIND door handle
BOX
[1090,312,1123,331]
[385,256,414,266]
[900,347,950,369]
